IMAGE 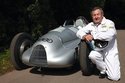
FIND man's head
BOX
[91,7,104,24]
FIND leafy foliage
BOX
[0,50,14,75]
[0,0,34,50]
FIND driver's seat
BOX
[75,16,88,28]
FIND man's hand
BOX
[83,34,93,41]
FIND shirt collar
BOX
[101,17,106,24]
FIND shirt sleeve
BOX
[76,25,90,39]
[93,21,116,41]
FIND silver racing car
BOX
[10,16,94,76]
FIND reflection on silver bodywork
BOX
[22,17,87,68]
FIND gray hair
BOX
[91,7,104,15]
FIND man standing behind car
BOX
[76,7,121,81]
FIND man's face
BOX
[91,9,103,24]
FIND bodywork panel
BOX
[22,18,87,68]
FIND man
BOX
[76,7,121,81]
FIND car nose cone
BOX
[29,45,47,66]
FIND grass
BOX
[0,49,14,76]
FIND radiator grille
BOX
[30,45,47,66]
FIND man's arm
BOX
[76,24,91,40]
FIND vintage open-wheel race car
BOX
[10,16,95,76]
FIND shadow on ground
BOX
[29,63,100,77]
[29,64,80,76]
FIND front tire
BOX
[10,32,33,70]
[79,40,94,76]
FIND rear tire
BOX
[79,40,94,76]
[10,32,33,70]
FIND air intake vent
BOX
[30,45,47,66]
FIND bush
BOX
[0,50,14,76]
